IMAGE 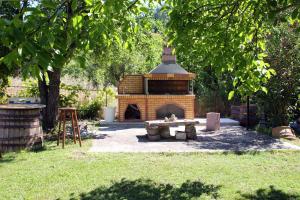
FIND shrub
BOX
[17,80,84,107]
[11,78,116,120]
[77,87,116,120]
[17,79,39,97]
[255,24,300,127]
[0,78,10,104]
[77,98,103,119]
[59,83,84,107]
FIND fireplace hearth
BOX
[156,104,185,119]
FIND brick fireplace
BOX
[117,47,196,122]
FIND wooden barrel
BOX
[0,104,44,152]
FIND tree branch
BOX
[127,0,139,11]
[27,0,67,37]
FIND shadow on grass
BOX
[71,178,221,200]
[30,138,86,154]
[45,133,92,142]
[238,185,300,200]
[0,153,16,164]
[222,150,261,156]
[28,141,60,153]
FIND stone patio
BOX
[99,118,240,126]
[89,123,300,153]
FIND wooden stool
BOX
[57,107,82,148]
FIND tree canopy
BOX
[0,0,152,129]
[63,10,164,87]
[166,0,300,98]
[1,0,300,129]
[0,0,149,78]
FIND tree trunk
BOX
[38,72,48,130]
[38,69,61,131]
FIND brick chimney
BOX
[162,47,176,64]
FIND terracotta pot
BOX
[272,126,294,138]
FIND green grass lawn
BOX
[1,141,300,200]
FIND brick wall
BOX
[118,95,147,121]
[118,75,144,94]
[118,95,195,121]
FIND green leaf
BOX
[17,47,22,56]
[258,40,266,51]
[292,8,299,19]
[140,7,148,13]
[233,79,238,87]
[266,70,271,79]
[114,35,121,46]
[134,25,139,33]
[72,15,83,28]
[41,0,57,9]
[85,0,93,6]
[268,68,276,75]
[3,50,18,68]
[38,51,51,67]
[124,41,129,49]
[48,36,55,48]
[71,0,78,11]
[261,86,268,94]
[23,41,36,55]
[228,91,235,100]
[12,18,22,27]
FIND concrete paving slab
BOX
[89,125,300,153]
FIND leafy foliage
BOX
[0,77,11,104]
[16,80,83,106]
[0,0,151,129]
[255,23,300,126]
[59,84,85,107]
[0,0,149,75]
[77,98,102,119]
[63,10,164,87]
[0,1,21,91]
[17,79,40,97]
[77,87,116,119]
[166,0,300,98]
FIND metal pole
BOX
[105,89,108,107]
[247,96,250,130]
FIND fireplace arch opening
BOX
[156,104,185,119]
[124,104,141,120]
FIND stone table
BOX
[145,119,199,140]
